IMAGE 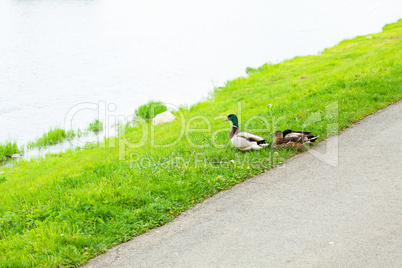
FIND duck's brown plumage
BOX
[229,126,240,139]
[271,130,318,150]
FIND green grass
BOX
[87,119,103,133]
[27,128,76,149]
[1,19,402,267]
[135,100,168,120]
[0,141,22,161]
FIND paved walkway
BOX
[86,101,402,267]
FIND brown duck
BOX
[270,129,318,150]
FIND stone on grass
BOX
[6,154,21,159]
[153,111,176,126]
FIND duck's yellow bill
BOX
[222,118,229,121]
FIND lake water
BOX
[1,0,401,147]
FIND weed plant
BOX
[27,128,74,149]
[135,100,167,120]
[87,119,103,133]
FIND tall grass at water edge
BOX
[27,128,76,149]
[26,119,102,150]
[87,120,103,133]
[135,100,168,120]
[0,141,21,161]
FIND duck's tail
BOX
[256,140,268,145]
[307,135,319,142]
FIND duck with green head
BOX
[223,114,269,151]
[270,129,318,150]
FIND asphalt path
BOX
[86,101,402,267]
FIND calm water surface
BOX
[0,0,401,147]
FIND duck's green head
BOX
[283,129,292,137]
[223,114,239,127]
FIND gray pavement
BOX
[86,101,402,268]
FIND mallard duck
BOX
[270,129,318,150]
[223,114,269,151]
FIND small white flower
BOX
[269,104,272,107]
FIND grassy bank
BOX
[1,20,402,267]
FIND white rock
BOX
[7,154,21,159]
[153,111,176,126]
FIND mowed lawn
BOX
[0,19,401,267]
